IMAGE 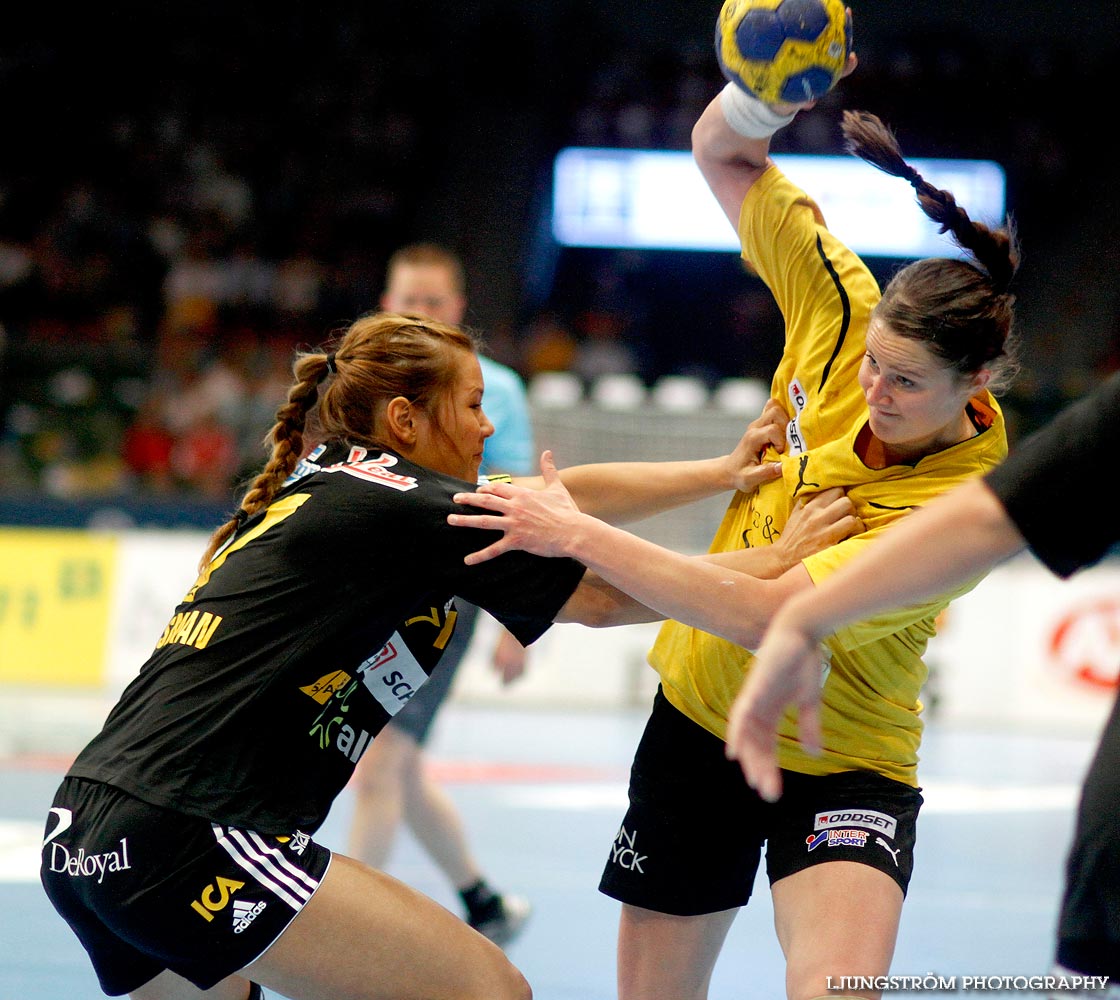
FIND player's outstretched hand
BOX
[724,621,828,801]
[450,450,583,565]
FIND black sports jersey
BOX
[68,443,586,834]
[985,372,1120,977]
[986,371,1120,578]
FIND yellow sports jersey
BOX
[740,166,880,454]
[649,165,1010,786]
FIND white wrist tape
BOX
[719,81,797,139]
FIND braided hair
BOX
[198,312,478,568]
[842,110,1021,390]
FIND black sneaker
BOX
[468,893,531,947]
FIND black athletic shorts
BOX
[599,688,922,916]
[41,777,331,996]
[388,601,480,744]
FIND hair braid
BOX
[841,110,1019,293]
[838,110,1022,389]
[197,355,331,569]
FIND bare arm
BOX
[532,482,860,630]
[553,570,667,628]
[453,452,823,649]
[691,91,776,230]
[557,520,814,648]
[501,77,856,542]
[702,487,862,579]
[725,478,1027,801]
[692,57,856,232]
[761,479,1025,640]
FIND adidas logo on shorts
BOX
[232,898,267,934]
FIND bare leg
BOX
[772,862,903,1000]
[616,903,738,1000]
[350,723,484,890]
[244,853,530,1000]
[403,751,483,889]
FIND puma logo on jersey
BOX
[792,454,821,497]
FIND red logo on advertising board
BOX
[1047,599,1120,691]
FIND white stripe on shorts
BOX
[211,825,320,911]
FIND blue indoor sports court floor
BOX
[0,695,1098,999]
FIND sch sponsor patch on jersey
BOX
[358,631,430,716]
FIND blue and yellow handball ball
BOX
[716,0,852,105]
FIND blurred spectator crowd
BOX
[1,3,1117,508]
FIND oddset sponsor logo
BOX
[813,807,897,839]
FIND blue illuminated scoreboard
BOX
[551,147,1006,259]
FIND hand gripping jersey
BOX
[67,443,585,833]
[649,166,1008,786]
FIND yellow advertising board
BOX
[0,529,118,686]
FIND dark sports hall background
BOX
[1,0,1119,520]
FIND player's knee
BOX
[349,757,388,796]
[481,960,532,1000]
[351,741,411,794]
[507,967,533,1000]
